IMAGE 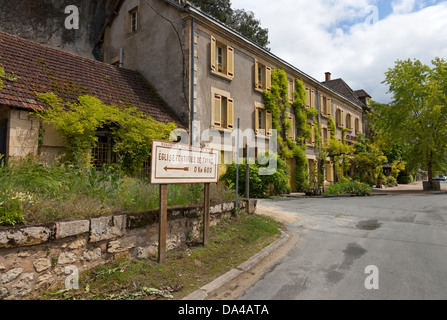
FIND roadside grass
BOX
[36,212,282,300]
[0,157,235,225]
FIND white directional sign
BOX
[150,140,219,184]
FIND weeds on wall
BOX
[0,156,235,226]
[0,64,18,90]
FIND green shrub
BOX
[220,154,291,198]
[385,176,397,187]
[324,178,371,196]
[0,189,29,226]
[398,173,413,184]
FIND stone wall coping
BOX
[0,200,255,300]
[0,201,247,249]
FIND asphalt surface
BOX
[239,183,447,300]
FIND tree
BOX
[323,132,355,183]
[375,57,447,190]
[227,9,270,49]
[189,0,233,24]
[351,135,387,185]
[189,0,270,49]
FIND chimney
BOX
[325,72,331,82]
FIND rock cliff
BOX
[0,0,117,60]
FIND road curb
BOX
[182,230,290,300]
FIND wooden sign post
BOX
[151,140,218,263]
[158,184,168,264]
[203,183,211,246]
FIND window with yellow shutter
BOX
[210,35,234,80]
[320,96,324,116]
[254,104,273,137]
[227,98,234,129]
[320,96,331,117]
[287,113,295,140]
[227,47,234,78]
[212,93,234,130]
[266,67,272,91]
[306,122,316,146]
[305,88,311,108]
[327,161,334,182]
[322,127,328,144]
[336,108,344,128]
[288,79,294,102]
[355,118,360,134]
[346,113,353,131]
[213,94,222,127]
[266,110,273,136]
[254,60,272,93]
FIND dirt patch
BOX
[256,206,300,224]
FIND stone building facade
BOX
[0,0,372,188]
[101,0,370,188]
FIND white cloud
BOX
[392,0,416,14]
[231,0,447,103]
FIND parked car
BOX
[433,175,446,181]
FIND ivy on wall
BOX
[262,69,318,191]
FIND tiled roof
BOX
[354,89,371,99]
[0,32,184,128]
[322,78,367,109]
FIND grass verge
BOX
[0,157,235,225]
[34,212,283,300]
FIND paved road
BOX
[239,192,447,300]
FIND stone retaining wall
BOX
[0,201,252,300]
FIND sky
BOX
[230,0,447,103]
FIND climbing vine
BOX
[34,92,176,175]
[262,69,318,191]
[322,116,355,182]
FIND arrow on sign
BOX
[164,166,190,172]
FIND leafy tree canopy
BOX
[374,57,447,186]
[189,0,270,49]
